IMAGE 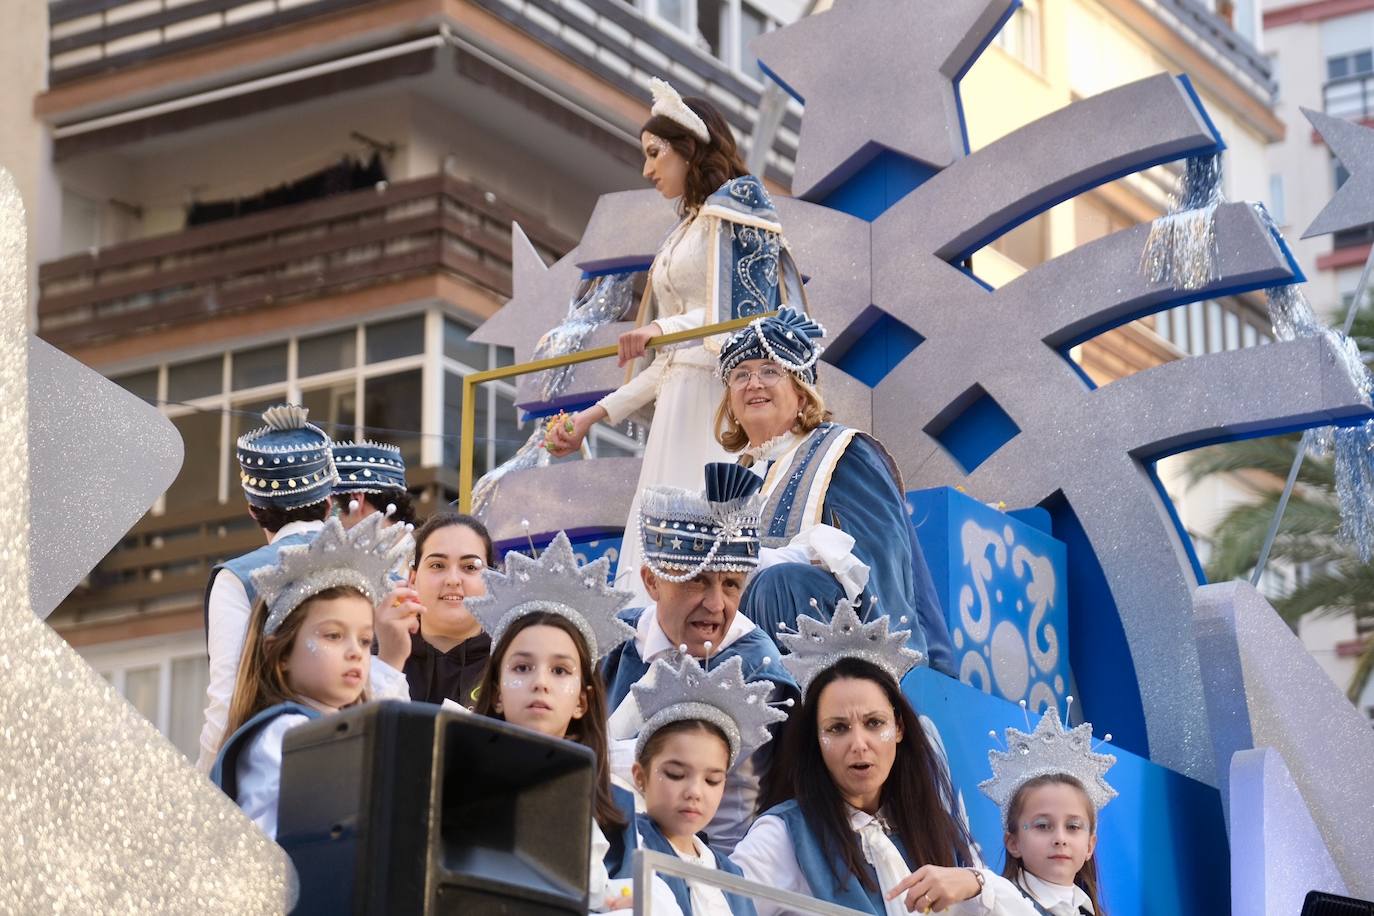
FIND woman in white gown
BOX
[547,78,804,599]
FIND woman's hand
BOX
[617,323,660,367]
[886,865,983,912]
[545,407,605,458]
[375,585,424,670]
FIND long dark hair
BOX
[471,612,626,835]
[642,97,748,215]
[766,657,973,892]
[1001,773,1108,914]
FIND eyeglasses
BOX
[726,365,788,389]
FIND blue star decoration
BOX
[750,0,1018,200]
[1303,107,1374,239]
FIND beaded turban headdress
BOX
[718,307,827,386]
[979,702,1118,824]
[640,463,763,583]
[332,439,406,495]
[465,531,636,662]
[237,404,338,509]
[252,512,414,636]
[648,77,710,143]
[632,655,787,768]
[778,597,924,695]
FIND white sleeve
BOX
[234,713,310,840]
[597,357,668,426]
[588,818,611,909]
[942,871,1040,916]
[369,657,411,701]
[752,525,870,603]
[653,307,707,337]
[197,569,253,773]
[729,815,810,916]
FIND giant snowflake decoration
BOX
[473,0,1374,786]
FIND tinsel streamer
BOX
[470,272,637,517]
[1334,420,1374,562]
[1141,153,1224,290]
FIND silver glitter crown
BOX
[632,654,787,767]
[251,512,414,636]
[979,704,1118,823]
[778,598,923,695]
[465,531,636,661]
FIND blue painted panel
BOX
[908,487,1070,713]
[927,388,1021,474]
[905,667,1230,916]
[832,309,925,387]
[816,149,937,222]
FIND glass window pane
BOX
[111,369,158,402]
[698,0,725,57]
[169,655,209,761]
[658,0,688,30]
[231,342,287,390]
[444,371,487,476]
[494,391,522,466]
[366,315,425,364]
[444,317,488,368]
[1207,302,1224,354]
[167,356,222,402]
[1188,303,1205,357]
[363,370,423,467]
[739,5,767,79]
[125,665,160,726]
[301,381,357,444]
[299,329,356,377]
[164,411,221,511]
[496,346,514,368]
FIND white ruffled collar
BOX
[743,429,806,465]
[1021,870,1093,912]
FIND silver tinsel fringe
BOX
[1334,420,1374,563]
[1141,154,1224,290]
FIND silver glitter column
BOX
[0,169,295,912]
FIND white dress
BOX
[598,214,733,602]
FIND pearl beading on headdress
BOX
[978,699,1118,823]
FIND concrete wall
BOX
[0,0,53,312]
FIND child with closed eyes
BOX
[466,532,639,912]
[211,512,412,839]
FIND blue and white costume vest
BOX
[209,701,321,801]
[761,800,915,916]
[697,176,805,323]
[636,814,758,916]
[605,784,641,880]
[202,532,316,636]
[600,608,799,713]
[739,422,956,676]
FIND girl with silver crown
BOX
[465,532,640,912]
[628,653,788,915]
[210,512,413,840]
[733,601,1022,916]
[974,705,1118,915]
[544,77,807,603]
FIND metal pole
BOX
[632,849,868,915]
[1251,243,1374,587]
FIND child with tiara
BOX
[629,654,788,915]
[975,703,1117,915]
[465,532,640,912]
[211,511,412,839]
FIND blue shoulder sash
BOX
[210,701,321,802]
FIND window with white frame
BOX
[637,0,778,82]
[81,633,210,761]
[994,0,1042,74]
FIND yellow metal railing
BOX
[458,312,775,512]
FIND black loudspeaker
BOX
[277,700,594,915]
[1302,891,1374,915]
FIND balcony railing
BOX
[37,172,575,349]
[1325,73,1374,121]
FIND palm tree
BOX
[1182,304,1374,702]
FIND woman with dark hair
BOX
[733,606,1011,915]
[546,78,806,600]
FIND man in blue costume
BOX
[602,462,798,852]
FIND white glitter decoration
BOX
[979,706,1117,824]
[632,655,785,767]
[466,531,635,661]
[0,168,294,909]
[777,598,923,695]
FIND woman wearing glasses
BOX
[545,77,804,602]
[713,309,955,676]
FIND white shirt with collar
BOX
[195,519,409,772]
[607,603,771,853]
[1014,871,1093,915]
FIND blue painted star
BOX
[751,0,1017,199]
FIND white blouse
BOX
[233,712,311,840]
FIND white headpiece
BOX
[632,655,787,767]
[777,598,924,695]
[252,511,413,636]
[979,702,1118,824]
[465,531,636,661]
[649,77,710,143]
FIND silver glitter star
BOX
[469,223,584,365]
[751,0,1017,199]
[1302,107,1374,239]
[979,708,1117,822]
